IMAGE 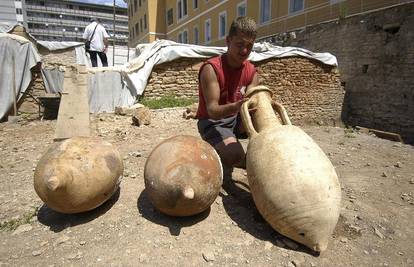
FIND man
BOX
[197,17,259,177]
[83,17,109,67]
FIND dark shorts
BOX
[197,114,248,147]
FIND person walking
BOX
[83,17,109,67]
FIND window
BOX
[183,30,188,43]
[177,0,188,20]
[16,8,22,15]
[134,0,137,12]
[204,18,211,44]
[178,30,188,43]
[178,1,182,19]
[237,1,246,17]
[167,8,173,26]
[193,0,198,9]
[330,0,345,3]
[144,14,147,29]
[139,0,141,7]
[289,0,304,13]
[260,0,271,23]
[193,26,199,44]
[218,11,226,39]
[135,22,139,35]
[140,18,143,32]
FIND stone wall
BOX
[144,58,202,99]
[19,47,77,119]
[38,47,77,68]
[145,57,343,126]
[272,2,414,143]
[255,57,342,125]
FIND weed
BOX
[344,127,356,138]
[0,206,39,231]
[339,2,348,20]
[139,96,197,109]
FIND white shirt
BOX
[83,22,110,52]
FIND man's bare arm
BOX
[103,38,109,52]
[200,64,244,120]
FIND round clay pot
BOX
[144,135,222,216]
[34,136,123,214]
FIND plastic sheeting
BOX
[122,39,338,97]
[41,67,64,93]
[81,39,338,112]
[88,71,136,113]
[1,26,339,116]
[0,33,41,120]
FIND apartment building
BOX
[128,0,410,46]
[25,0,129,44]
[0,0,27,27]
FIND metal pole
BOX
[126,0,130,62]
[113,0,116,66]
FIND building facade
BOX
[0,0,27,27]
[24,0,129,45]
[128,0,410,46]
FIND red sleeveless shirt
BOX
[196,54,256,119]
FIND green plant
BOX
[139,95,197,109]
[339,2,348,20]
[0,206,39,231]
[344,127,355,138]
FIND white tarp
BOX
[37,41,134,67]
[122,39,338,97]
[0,33,41,120]
[89,71,136,113]
[0,27,339,116]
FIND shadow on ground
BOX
[137,189,210,236]
[221,176,319,256]
[37,187,120,232]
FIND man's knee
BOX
[214,137,245,167]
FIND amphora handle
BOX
[271,101,292,126]
[241,86,293,138]
[241,98,258,138]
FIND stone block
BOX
[132,107,151,126]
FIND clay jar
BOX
[144,135,222,216]
[34,136,123,214]
[240,86,341,252]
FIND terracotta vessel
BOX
[34,136,123,214]
[240,86,341,252]
[144,135,222,216]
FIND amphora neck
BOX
[248,90,281,132]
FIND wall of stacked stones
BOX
[144,58,202,99]
[145,57,343,126]
[20,48,77,117]
[275,2,414,142]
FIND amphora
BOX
[144,135,222,216]
[240,86,341,252]
[34,136,123,214]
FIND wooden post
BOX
[12,54,17,116]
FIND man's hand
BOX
[103,47,108,53]
[235,97,250,112]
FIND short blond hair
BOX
[228,17,257,38]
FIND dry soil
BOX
[0,108,413,266]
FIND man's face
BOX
[226,29,255,66]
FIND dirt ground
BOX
[0,108,413,267]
